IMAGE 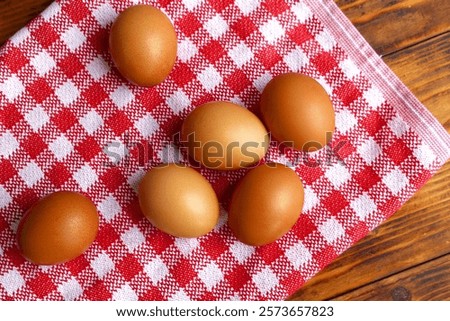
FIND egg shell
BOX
[228,163,304,246]
[138,163,219,238]
[109,4,177,86]
[260,73,335,151]
[181,101,269,170]
[17,191,99,265]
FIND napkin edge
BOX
[305,0,450,164]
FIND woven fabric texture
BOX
[0,0,449,300]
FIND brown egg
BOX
[181,101,269,170]
[18,191,99,265]
[139,163,219,238]
[260,73,335,151]
[228,163,304,246]
[109,4,177,86]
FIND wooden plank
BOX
[383,32,450,132]
[336,0,450,55]
[334,254,450,300]
[0,0,53,46]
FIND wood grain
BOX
[1,0,449,301]
[334,253,450,300]
[335,0,450,55]
[0,0,54,46]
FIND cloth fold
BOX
[0,0,449,300]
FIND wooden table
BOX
[1,0,449,300]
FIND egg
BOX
[109,4,177,86]
[139,163,219,238]
[228,163,304,246]
[17,191,99,265]
[260,73,335,151]
[181,101,269,170]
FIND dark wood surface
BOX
[1,0,449,301]
[289,0,450,301]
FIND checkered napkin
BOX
[0,0,449,301]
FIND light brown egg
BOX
[18,191,99,265]
[109,4,177,86]
[260,73,335,151]
[181,101,269,170]
[138,163,219,238]
[228,163,304,246]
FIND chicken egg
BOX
[109,4,177,86]
[138,163,219,238]
[181,101,269,170]
[228,163,304,246]
[260,73,335,151]
[17,191,99,265]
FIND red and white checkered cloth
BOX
[0,0,449,301]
